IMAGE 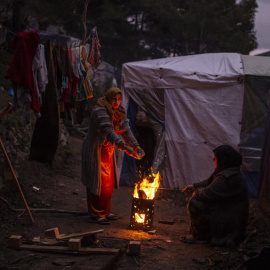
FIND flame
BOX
[135,213,145,223]
[133,169,161,200]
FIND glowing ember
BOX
[135,213,145,223]
[133,170,161,200]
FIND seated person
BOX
[182,145,249,247]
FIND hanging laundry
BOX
[53,44,72,91]
[80,45,93,99]
[88,28,101,69]
[71,47,80,79]
[5,31,41,113]
[29,40,59,163]
[60,48,80,111]
[32,44,48,106]
[52,44,64,91]
[60,44,72,78]
[76,61,88,101]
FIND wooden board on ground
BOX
[18,244,119,255]
[58,229,105,240]
[44,228,105,240]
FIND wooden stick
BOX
[0,103,13,118]
[81,0,91,45]
[0,136,34,223]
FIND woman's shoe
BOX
[180,235,207,244]
[181,235,196,243]
[89,217,110,225]
[96,217,110,224]
[106,213,118,220]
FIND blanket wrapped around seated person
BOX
[183,145,249,247]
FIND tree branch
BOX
[82,0,91,45]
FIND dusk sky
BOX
[250,0,270,55]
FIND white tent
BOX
[120,53,270,191]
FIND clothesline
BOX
[0,24,98,49]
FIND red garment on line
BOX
[61,72,78,103]
[87,142,115,218]
[5,31,40,112]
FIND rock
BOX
[192,257,206,264]
[127,241,141,256]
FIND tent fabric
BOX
[258,109,270,208]
[123,53,244,88]
[239,76,269,172]
[119,98,138,186]
[241,171,259,198]
[121,87,165,174]
[120,52,270,192]
[241,55,270,76]
[163,83,244,189]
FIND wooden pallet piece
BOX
[45,228,60,238]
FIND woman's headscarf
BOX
[97,87,126,120]
[213,145,242,173]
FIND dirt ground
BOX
[1,135,270,270]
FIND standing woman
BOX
[81,87,145,224]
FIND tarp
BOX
[123,53,243,88]
[120,53,270,191]
[241,55,270,76]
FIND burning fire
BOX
[132,169,161,225]
[135,213,145,223]
[133,170,161,200]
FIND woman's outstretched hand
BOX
[119,144,142,159]
[134,146,145,159]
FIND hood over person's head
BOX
[97,87,125,119]
[213,145,242,173]
[104,87,122,102]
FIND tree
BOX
[1,0,258,66]
[85,0,257,65]
[176,0,258,55]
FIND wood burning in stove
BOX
[130,197,155,231]
[130,169,161,231]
